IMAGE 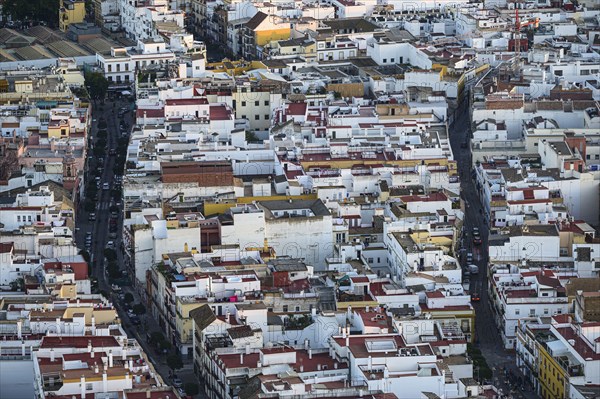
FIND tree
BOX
[132,303,146,315]
[84,200,96,213]
[79,249,91,263]
[85,72,109,102]
[9,278,24,291]
[123,293,134,303]
[150,332,166,345]
[106,261,120,279]
[184,383,199,397]
[104,248,117,261]
[1,0,60,28]
[166,353,183,371]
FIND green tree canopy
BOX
[1,0,59,28]
[132,303,146,315]
[184,383,199,396]
[166,353,183,371]
[85,72,109,101]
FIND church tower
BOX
[62,145,77,191]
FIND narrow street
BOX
[449,94,538,399]
[74,96,204,398]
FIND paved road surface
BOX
[75,97,205,398]
[449,94,538,399]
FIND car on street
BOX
[466,252,473,264]
[468,264,479,275]
[472,227,482,245]
[171,378,182,388]
[103,182,110,190]
[88,213,96,222]
[471,292,480,302]
[107,241,114,248]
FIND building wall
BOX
[255,28,291,47]
[538,345,567,399]
[264,216,333,269]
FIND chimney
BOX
[334,362,338,369]
[108,350,114,368]
[317,363,321,371]
[368,355,372,370]
[56,317,61,334]
[365,305,370,312]
[304,339,309,351]
[102,372,108,393]
[91,316,96,335]
[80,376,86,399]
[87,340,92,353]
[125,372,131,387]
[309,348,312,359]
[91,348,95,358]
[17,320,22,339]
[225,310,230,324]
[240,352,244,365]
[50,348,55,362]
[146,390,151,399]
[94,363,99,374]
[342,326,347,339]
[245,343,250,355]
[300,364,304,372]
[129,359,133,371]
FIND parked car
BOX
[472,227,482,245]
[171,378,182,388]
[466,252,473,264]
[468,264,479,275]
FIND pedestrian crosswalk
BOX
[97,202,110,210]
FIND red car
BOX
[471,292,480,302]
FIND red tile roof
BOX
[165,98,209,105]
[287,102,307,116]
[136,108,165,118]
[40,336,119,349]
[555,325,600,360]
[0,242,14,254]
[399,192,448,203]
[209,105,231,121]
[125,389,179,399]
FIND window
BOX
[282,305,288,312]
[383,58,387,63]
[544,308,549,315]
[17,216,21,222]
[391,58,395,63]
[264,100,269,106]
[241,101,246,106]
[255,115,260,120]
[515,309,520,315]
[255,101,259,106]
[86,383,93,391]
[529,309,535,316]
[295,306,300,312]
[264,114,269,120]
[241,115,246,119]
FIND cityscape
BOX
[0,0,599,398]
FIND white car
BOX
[107,241,114,248]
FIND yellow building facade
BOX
[59,0,86,32]
[538,344,567,399]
